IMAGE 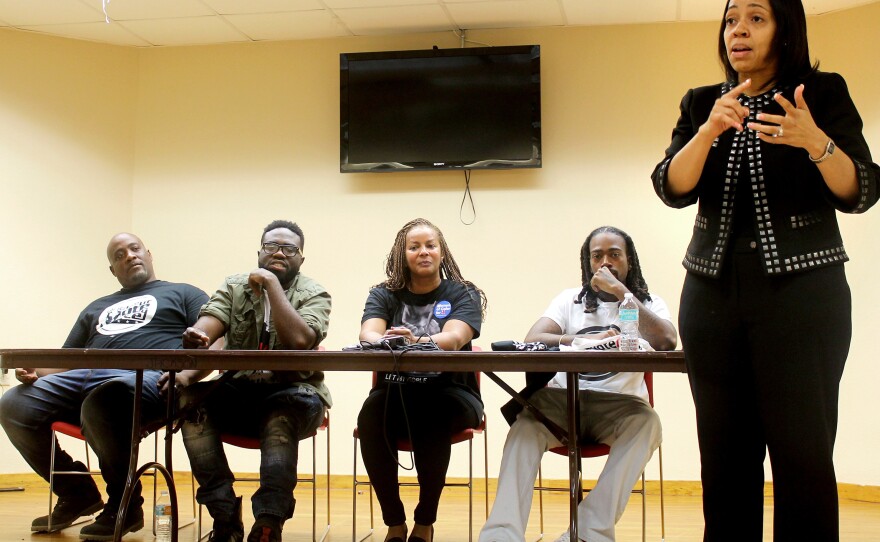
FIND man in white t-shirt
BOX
[479,226,678,542]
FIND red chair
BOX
[195,411,331,542]
[352,370,488,542]
[533,373,665,542]
[48,421,196,533]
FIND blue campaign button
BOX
[434,300,452,319]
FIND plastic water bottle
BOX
[619,292,640,352]
[155,490,172,542]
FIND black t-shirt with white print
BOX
[362,279,482,399]
[63,280,208,349]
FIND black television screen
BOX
[340,45,541,172]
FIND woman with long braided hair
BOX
[356,218,487,542]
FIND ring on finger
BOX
[774,127,784,138]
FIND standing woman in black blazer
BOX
[651,0,879,540]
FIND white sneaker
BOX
[553,531,571,542]
[553,531,587,542]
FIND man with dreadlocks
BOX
[480,226,677,542]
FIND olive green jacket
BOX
[200,272,332,407]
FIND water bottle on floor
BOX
[155,490,172,542]
[619,292,640,352]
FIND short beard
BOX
[263,264,298,287]
[126,268,150,288]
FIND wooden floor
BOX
[2,481,879,542]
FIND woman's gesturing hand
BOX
[748,84,828,157]
[700,79,752,140]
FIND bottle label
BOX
[619,308,638,322]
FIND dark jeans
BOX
[357,384,482,527]
[680,246,850,542]
[0,369,165,511]
[180,379,325,523]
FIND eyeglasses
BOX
[261,242,301,257]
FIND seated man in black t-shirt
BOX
[0,233,208,541]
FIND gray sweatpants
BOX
[479,387,661,542]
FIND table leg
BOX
[113,370,180,542]
[164,372,179,541]
[566,372,579,542]
[114,370,144,541]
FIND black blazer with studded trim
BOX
[652,71,879,277]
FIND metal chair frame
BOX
[48,421,197,533]
[195,411,331,542]
[351,372,488,542]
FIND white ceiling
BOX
[0,0,875,48]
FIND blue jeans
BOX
[181,379,325,523]
[0,369,165,510]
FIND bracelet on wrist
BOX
[809,139,836,164]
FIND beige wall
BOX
[1,2,879,488]
[0,29,138,337]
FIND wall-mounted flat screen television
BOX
[340,45,541,173]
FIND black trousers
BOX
[679,243,850,542]
[357,384,482,526]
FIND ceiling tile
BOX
[0,0,877,47]
[447,0,565,29]
[562,0,678,26]
[225,10,351,41]
[117,16,249,46]
[0,0,103,26]
[18,21,151,46]
[336,5,454,35]
[82,0,214,21]
[201,0,325,15]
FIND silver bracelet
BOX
[809,139,836,164]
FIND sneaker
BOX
[31,493,104,532]
[553,531,585,542]
[209,496,244,542]
[79,507,145,541]
[210,518,244,542]
[246,515,283,542]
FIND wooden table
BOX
[0,348,686,541]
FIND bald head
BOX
[106,233,156,289]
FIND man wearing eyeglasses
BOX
[168,220,331,542]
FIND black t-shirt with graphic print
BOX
[63,280,208,349]
[362,279,482,398]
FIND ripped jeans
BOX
[181,379,325,523]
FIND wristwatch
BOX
[809,139,836,163]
